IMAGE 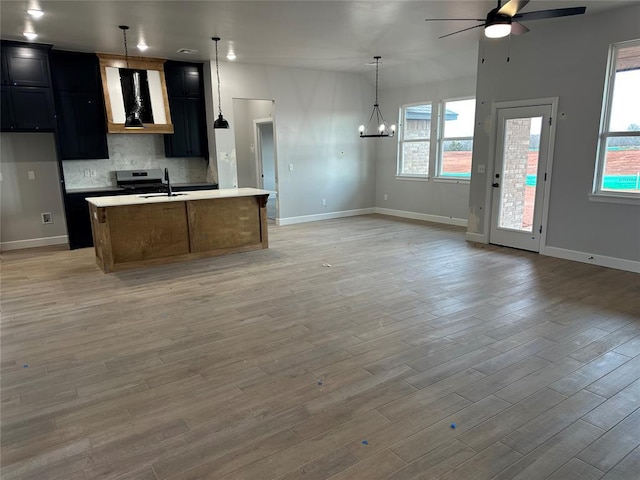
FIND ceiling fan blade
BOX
[425,18,485,22]
[510,21,530,35]
[514,6,586,22]
[439,23,485,39]
[498,0,530,17]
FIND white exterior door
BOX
[490,104,553,252]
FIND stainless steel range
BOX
[115,169,168,194]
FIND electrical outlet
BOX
[477,164,486,174]
[84,169,91,177]
[321,198,327,207]
[289,164,294,172]
[41,212,52,224]
[384,194,388,201]
[28,170,36,180]
[91,169,97,177]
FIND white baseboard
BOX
[277,208,376,226]
[1,235,69,252]
[465,232,488,244]
[375,207,468,228]
[543,246,640,274]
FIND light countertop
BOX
[86,188,273,207]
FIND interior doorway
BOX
[232,98,278,220]
[489,101,556,252]
[254,119,276,219]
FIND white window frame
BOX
[591,38,640,205]
[435,96,475,183]
[396,101,432,179]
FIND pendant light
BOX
[359,56,395,138]
[120,25,144,129]
[211,37,230,129]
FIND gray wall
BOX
[0,133,67,248]
[206,61,376,220]
[468,4,640,262]
[374,77,477,221]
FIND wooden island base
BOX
[88,192,269,273]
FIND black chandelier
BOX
[359,56,395,138]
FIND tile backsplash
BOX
[63,134,209,188]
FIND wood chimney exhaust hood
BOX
[97,53,174,134]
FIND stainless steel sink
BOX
[138,193,187,198]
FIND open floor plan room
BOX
[1,215,639,479]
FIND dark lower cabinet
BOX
[164,97,207,157]
[1,85,56,131]
[56,92,108,159]
[65,191,122,249]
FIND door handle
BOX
[492,183,500,188]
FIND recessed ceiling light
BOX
[27,9,44,19]
[137,43,148,51]
[226,52,236,61]
[23,32,38,40]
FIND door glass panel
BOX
[498,116,542,232]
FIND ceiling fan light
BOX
[485,23,511,38]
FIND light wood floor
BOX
[2,215,640,480]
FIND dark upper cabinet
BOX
[4,86,56,131]
[164,63,201,97]
[164,61,208,158]
[2,45,51,87]
[1,42,56,132]
[55,92,108,159]
[1,86,14,129]
[164,97,207,157]
[49,50,102,93]
[50,51,108,159]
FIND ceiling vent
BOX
[177,48,197,54]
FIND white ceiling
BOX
[0,1,635,88]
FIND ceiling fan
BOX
[426,0,587,39]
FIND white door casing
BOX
[489,100,557,252]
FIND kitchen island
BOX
[86,188,271,273]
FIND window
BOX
[437,98,476,180]
[397,103,432,177]
[594,39,640,200]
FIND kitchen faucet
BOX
[164,168,172,196]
